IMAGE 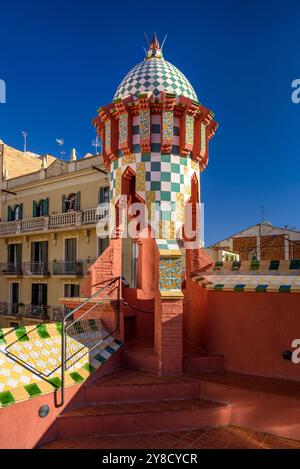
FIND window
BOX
[7,244,22,274]
[98,236,109,256]
[30,241,48,274]
[99,186,110,205]
[33,199,49,217]
[8,204,23,221]
[64,284,80,298]
[31,284,47,306]
[62,192,80,212]
[65,238,77,262]
[8,244,22,265]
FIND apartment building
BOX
[0,142,109,328]
[210,222,300,261]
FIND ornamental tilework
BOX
[136,163,146,192]
[194,274,300,293]
[159,257,182,291]
[114,58,198,101]
[105,121,111,151]
[119,113,128,145]
[114,167,122,199]
[162,111,174,142]
[201,122,206,153]
[0,321,123,407]
[186,115,194,146]
[140,110,151,141]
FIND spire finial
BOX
[145,32,163,60]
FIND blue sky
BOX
[0,0,299,245]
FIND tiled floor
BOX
[42,425,300,449]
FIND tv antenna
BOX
[92,136,100,155]
[22,131,27,152]
[144,32,150,47]
[56,138,66,159]
[261,204,265,223]
[161,34,167,50]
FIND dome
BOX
[113,34,198,102]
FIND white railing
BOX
[0,221,18,235]
[21,217,46,232]
[49,211,77,229]
[0,207,109,236]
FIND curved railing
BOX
[60,276,122,405]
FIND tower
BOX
[92,35,218,373]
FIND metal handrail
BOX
[60,275,122,406]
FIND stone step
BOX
[197,371,300,441]
[121,347,159,373]
[84,369,200,404]
[57,398,231,438]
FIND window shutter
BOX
[45,198,49,215]
[76,191,81,211]
[62,194,67,213]
[8,206,13,221]
[33,201,37,217]
[19,204,23,220]
[99,187,104,204]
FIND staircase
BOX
[49,369,231,443]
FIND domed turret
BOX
[114,34,198,101]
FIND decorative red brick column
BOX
[81,238,122,297]
[155,295,183,375]
[154,240,184,375]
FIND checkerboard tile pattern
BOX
[0,321,122,407]
[212,259,300,274]
[110,152,198,236]
[114,58,198,101]
[156,239,182,256]
[193,274,300,293]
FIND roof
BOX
[113,35,197,101]
[192,259,300,293]
[2,144,57,179]
[209,222,300,248]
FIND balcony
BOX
[0,302,19,316]
[23,262,50,276]
[0,303,65,321]
[52,261,85,276]
[24,305,50,320]
[0,205,109,237]
[52,305,73,321]
[0,263,23,276]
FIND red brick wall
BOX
[233,237,257,260]
[260,235,285,260]
[81,238,122,298]
[154,294,183,375]
[154,248,183,375]
[290,241,300,259]
[233,235,287,260]
[63,299,121,340]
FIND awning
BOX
[192,274,300,293]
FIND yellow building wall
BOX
[0,162,109,328]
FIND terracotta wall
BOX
[185,281,300,381]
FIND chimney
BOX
[70,148,77,162]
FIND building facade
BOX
[210,222,300,261]
[0,144,109,328]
